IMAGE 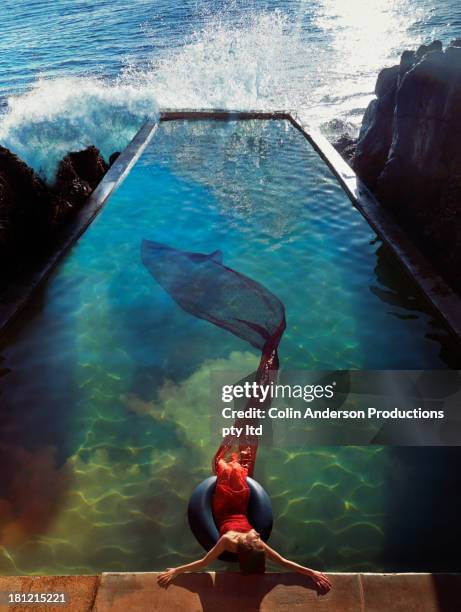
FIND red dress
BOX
[212,458,254,535]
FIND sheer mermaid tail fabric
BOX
[141,240,286,476]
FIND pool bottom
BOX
[0,353,460,575]
[0,119,460,575]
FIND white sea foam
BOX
[138,11,306,111]
[0,77,159,182]
[0,5,425,181]
[0,12,314,182]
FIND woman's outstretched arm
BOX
[157,537,229,589]
[262,543,332,594]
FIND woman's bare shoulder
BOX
[219,532,239,551]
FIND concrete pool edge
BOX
[1,572,460,611]
[1,109,461,347]
[0,120,158,334]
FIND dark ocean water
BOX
[1,0,460,178]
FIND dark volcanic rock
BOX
[109,151,121,166]
[333,135,357,164]
[415,39,442,59]
[55,146,108,205]
[0,145,110,288]
[351,41,461,294]
[69,146,108,188]
[353,64,400,188]
[0,147,70,259]
[354,40,445,189]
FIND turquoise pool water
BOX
[0,119,459,575]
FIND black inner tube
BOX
[187,476,273,562]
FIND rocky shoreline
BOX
[0,145,119,290]
[335,39,461,296]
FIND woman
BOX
[157,452,332,594]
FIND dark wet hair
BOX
[237,540,266,574]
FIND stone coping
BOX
[0,572,460,611]
[1,109,461,349]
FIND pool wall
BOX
[1,571,460,611]
[1,110,461,347]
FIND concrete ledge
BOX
[94,572,360,612]
[361,573,461,612]
[161,109,292,122]
[0,573,460,611]
[0,575,99,611]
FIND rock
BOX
[333,135,357,164]
[352,64,399,188]
[375,65,400,98]
[54,158,92,206]
[415,39,443,59]
[109,151,121,166]
[352,41,461,294]
[0,147,69,254]
[0,175,14,261]
[353,41,449,189]
[351,51,430,189]
[0,155,69,287]
[55,146,108,205]
[0,145,109,288]
[399,50,416,75]
[68,146,108,188]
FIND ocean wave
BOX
[0,3,432,181]
[136,10,306,111]
[0,11,310,182]
[0,76,159,182]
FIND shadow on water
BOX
[369,244,461,571]
[0,275,81,458]
[380,446,461,572]
[0,275,208,570]
[0,277,79,551]
[370,243,461,369]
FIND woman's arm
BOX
[157,537,229,588]
[262,543,332,594]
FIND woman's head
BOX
[237,530,266,574]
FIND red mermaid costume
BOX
[141,241,286,534]
[212,454,253,535]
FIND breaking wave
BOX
[0,2,443,180]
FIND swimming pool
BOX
[0,119,459,575]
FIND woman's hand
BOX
[309,570,332,594]
[262,542,332,595]
[156,539,227,589]
[157,568,178,589]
